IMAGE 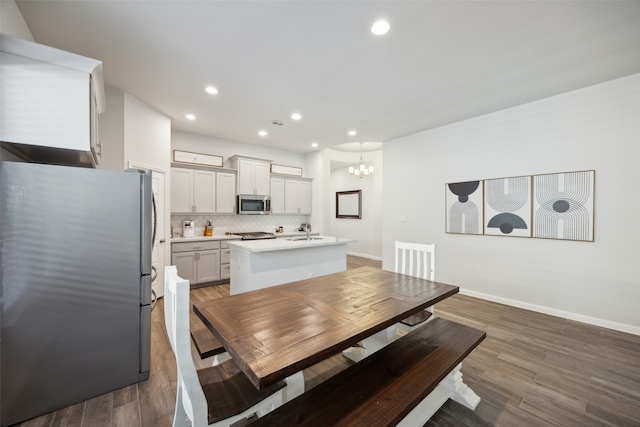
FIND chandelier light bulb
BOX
[349,142,374,178]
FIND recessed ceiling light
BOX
[258,130,268,137]
[205,86,218,95]
[291,113,302,120]
[348,130,357,136]
[186,114,196,120]
[311,142,318,148]
[371,20,390,36]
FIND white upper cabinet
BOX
[271,176,312,215]
[216,172,237,214]
[171,166,236,214]
[0,34,105,167]
[193,170,216,213]
[171,168,195,213]
[297,180,312,214]
[270,177,285,214]
[230,155,272,195]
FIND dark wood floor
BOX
[15,256,640,426]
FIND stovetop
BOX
[232,231,276,240]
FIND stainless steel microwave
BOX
[237,194,271,215]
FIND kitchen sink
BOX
[287,237,324,241]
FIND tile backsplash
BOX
[171,214,310,237]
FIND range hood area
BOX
[0,34,105,168]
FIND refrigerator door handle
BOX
[151,192,157,247]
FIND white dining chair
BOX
[164,266,286,427]
[394,241,436,337]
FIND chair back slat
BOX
[394,241,435,281]
[165,266,208,427]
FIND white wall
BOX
[98,88,126,170]
[1,1,34,41]
[327,149,383,259]
[382,73,640,334]
[305,150,325,234]
[0,1,34,162]
[124,93,171,171]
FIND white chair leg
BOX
[172,383,189,427]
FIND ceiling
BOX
[15,1,640,154]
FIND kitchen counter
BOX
[229,235,356,295]
[170,231,313,243]
[227,235,354,253]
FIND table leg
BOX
[342,325,397,362]
[283,371,304,403]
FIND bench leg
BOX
[283,371,305,403]
[397,363,480,426]
[396,378,451,426]
[448,363,481,410]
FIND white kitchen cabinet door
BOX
[284,180,300,214]
[270,177,285,214]
[171,168,194,213]
[298,180,312,215]
[216,172,236,213]
[237,159,257,195]
[237,159,271,195]
[254,162,271,195]
[197,250,220,283]
[284,179,312,214]
[172,251,197,284]
[193,170,216,213]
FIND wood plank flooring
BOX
[15,256,640,427]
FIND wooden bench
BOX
[190,320,226,359]
[249,317,485,427]
[198,358,286,424]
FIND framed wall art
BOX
[336,190,362,219]
[484,175,532,237]
[532,170,595,241]
[445,180,483,235]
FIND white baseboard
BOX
[347,251,382,261]
[459,289,640,336]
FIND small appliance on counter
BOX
[183,220,195,238]
[298,223,311,232]
[276,225,284,233]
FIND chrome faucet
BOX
[306,224,311,241]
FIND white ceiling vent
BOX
[271,120,290,128]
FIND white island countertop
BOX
[227,235,356,253]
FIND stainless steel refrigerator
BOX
[0,161,153,426]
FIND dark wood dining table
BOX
[193,266,459,390]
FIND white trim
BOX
[347,251,382,261]
[459,289,640,336]
[127,161,167,174]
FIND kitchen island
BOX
[228,236,356,295]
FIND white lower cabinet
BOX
[220,241,231,280]
[171,239,237,285]
[172,240,220,285]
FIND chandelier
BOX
[349,142,374,178]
